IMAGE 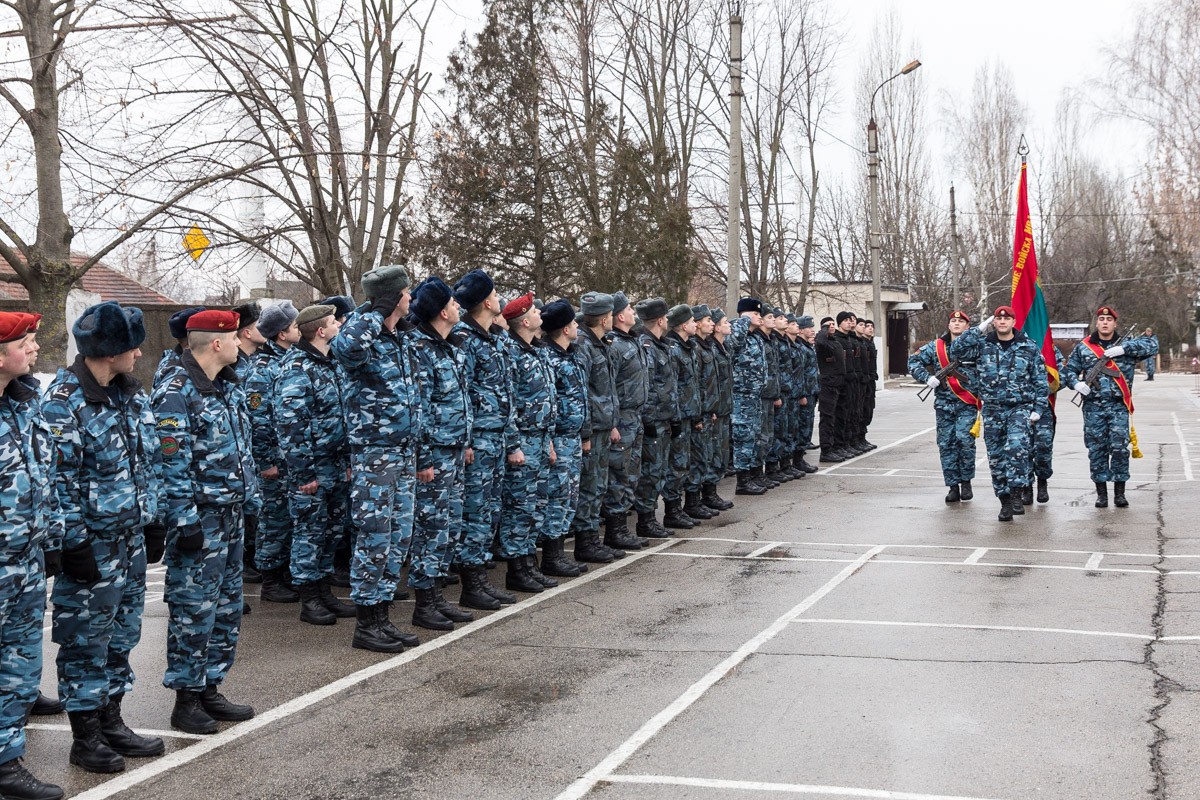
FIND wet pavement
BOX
[25,372,1200,799]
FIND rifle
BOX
[1071,322,1138,407]
[918,359,973,402]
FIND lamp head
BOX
[901,59,922,75]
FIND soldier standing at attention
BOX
[709,309,736,486]
[729,299,769,494]
[858,319,879,451]
[814,316,846,463]
[274,305,357,626]
[407,278,475,630]
[330,265,421,653]
[43,303,166,772]
[452,271,519,610]
[793,316,820,473]
[631,299,677,538]
[664,304,706,527]
[835,312,864,458]
[228,302,264,590]
[692,305,733,511]
[571,293,625,559]
[0,312,64,800]
[1066,306,1158,508]
[908,310,980,504]
[246,301,300,606]
[152,310,261,734]
[538,300,591,575]
[950,306,1049,521]
[602,292,650,551]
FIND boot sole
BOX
[505,582,545,593]
[460,597,502,610]
[203,709,254,722]
[170,717,218,735]
[352,638,407,653]
[69,754,125,774]
[574,555,615,563]
[411,618,455,631]
[103,736,165,758]
[300,614,337,626]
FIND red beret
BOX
[21,313,42,333]
[993,305,1015,318]
[1095,305,1118,319]
[186,309,240,332]
[948,310,970,323]
[502,292,535,321]
[0,312,31,344]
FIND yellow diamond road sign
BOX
[183,225,210,261]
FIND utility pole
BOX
[867,118,883,384]
[725,7,743,313]
[949,184,960,309]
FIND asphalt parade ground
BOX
[25,372,1200,799]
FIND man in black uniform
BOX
[815,314,848,463]
[835,312,863,458]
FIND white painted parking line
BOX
[745,542,787,559]
[604,774,1008,800]
[678,538,1200,561]
[553,546,885,800]
[963,548,988,565]
[69,540,676,800]
[791,618,1156,641]
[26,723,207,741]
[1174,411,1195,481]
[819,427,936,474]
[1085,553,1104,570]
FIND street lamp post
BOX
[868,58,921,389]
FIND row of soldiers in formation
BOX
[0,262,879,798]
[909,304,1158,521]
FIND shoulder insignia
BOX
[49,426,62,437]
[51,385,72,400]
[157,417,182,428]
[168,376,188,391]
[160,435,180,457]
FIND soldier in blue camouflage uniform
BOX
[768,312,801,482]
[154,308,205,387]
[689,305,731,515]
[406,278,475,631]
[538,300,592,573]
[664,304,706,528]
[274,305,357,626]
[331,265,422,653]
[571,293,625,561]
[631,299,676,540]
[909,310,980,504]
[226,302,265,592]
[1065,305,1159,508]
[793,316,820,473]
[709,309,736,486]
[755,308,783,489]
[602,292,650,551]
[43,302,167,772]
[0,312,64,800]
[152,310,261,734]
[452,271,520,611]
[499,296,559,593]
[245,300,300,604]
[1025,343,1066,505]
[728,299,769,494]
[950,305,1049,521]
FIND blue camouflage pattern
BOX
[543,338,588,540]
[909,334,981,487]
[245,341,291,571]
[726,317,767,472]
[604,327,648,516]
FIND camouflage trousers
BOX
[1082,399,1131,482]
[459,430,506,567]
[603,410,644,517]
[981,405,1033,498]
[545,434,582,540]
[499,430,551,558]
[758,400,776,464]
[633,424,670,514]
[732,393,764,472]
[53,532,147,711]
[409,446,465,590]
[934,401,979,487]
[164,504,244,691]
[1031,406,1058,481]
[710,415,731,483]
[798,395,817,452]
[254,471,291,572]
[664,423,692,502]
[571,430,611,534]
[348,447,415,606]
[688,415,718,492]
[0,556,45,763]
[288,463,350,585]
[770,399,796,463]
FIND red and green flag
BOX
[1010,159,1060,401]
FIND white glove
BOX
[1030,412,1041,422]
[1075,383,1092,396]
[926,377,940,389]
[976,315,994,333]
[1103,345,1125,358]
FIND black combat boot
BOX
[736,471,766,496]
[170,690,218,735]
[662,499,696,529]
[1037,478,1049,503]
[702,483,733,511]
[481,577,518,604]
[243,540,262,584]
[524,554,559,588]
[782,456,805,480]
[318,579,356,618]
[30,692,62,716]
[376,604,420,647]
[819,449,844,464]
[99,694,164,758]
[1011,494,1025,515]
[0,758,63,800]
[328,548,352,588]
[960,480,974,501]
[945,484,961,503]
[1095,481,1109,508]
[260,566,299,603]
[201,685,254,721]
[412,587,455,631]
[459,565,502,610]
[998,494,1014,522]
[298,582,336,626]
[1020,485,1034,507]
[352,604,407,652]
[67,710,125,773]
[862,438,877,450]
[794,451,819,474]
[765,461,786,484]
[573,530,615,564]
[758,465,781,490]
[684,491,717,519]
[432,581,475,623]
[636,510,673,538]
[1114,481,1129,508]
[604,514,646,550]
[505,557,544,593]
[541,537,586,577]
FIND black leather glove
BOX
[643,422,657,439]
[61,541,101,584]
[669,420,682,437]
[143,523,167,564]
[175,525,204,553]
[244,515,259,543]
[369,291,402,318]
[44,549,62,579]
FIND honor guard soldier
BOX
[154,307,205,387]
[729,299,770,493]
[152,309,261,734]
[814,315,847,463]
[949,306,1049,521]
[602,292,651,550]
[631,299,678,538]
[331,264,422,653]
[692,305,733,511]
[1066,306,1158,508]
[909,310,980,503]
[664,304,705,526]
